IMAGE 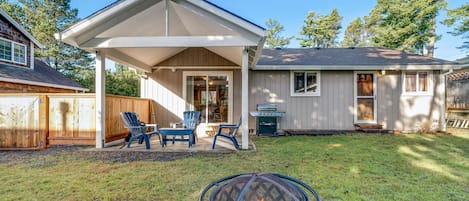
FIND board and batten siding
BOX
[249,71,355,130]
[250,70,444,132]
[141,69,242,128]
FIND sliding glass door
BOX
[183,71,232,124]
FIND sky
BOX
[71,0,467,61]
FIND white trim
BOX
[95,51,106,148]
[30,41,34,69]
[0,9,43,48]
[189,0,266,37]
[0,77,89,91]
[290,71,321,96]
[401,71,434,96]
[354,71,377,124]
[101,49,153,73]
[182,71,234,124]
[255,64,454,71]
[0,37,27,65]
[155,66,240,70]
[241,48,249,150]
[80,36,258,48]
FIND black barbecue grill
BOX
[250,104,285,136]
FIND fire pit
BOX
[199,173,321,201]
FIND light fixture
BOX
[381,70,386,75]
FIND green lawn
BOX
[1,134,468,201]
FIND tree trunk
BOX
[427,17,436,57]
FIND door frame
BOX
[182,71,233,124]
[354,71,377,124]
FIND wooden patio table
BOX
[159,128,195,148]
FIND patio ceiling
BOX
[58,0,266,72]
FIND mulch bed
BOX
[0,145,222,165]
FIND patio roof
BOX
[58,0,266,72]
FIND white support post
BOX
[95,51,106,148]
[439,73,446,131]
[241,48,249,150]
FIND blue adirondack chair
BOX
[161,110,201,147]
[178,110,201,143]
[120,112,159,149]
[212,117,241,149]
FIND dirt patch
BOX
[0,145,223,165]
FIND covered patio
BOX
[103,134,249,153]
[58,0,265,150]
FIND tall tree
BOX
[342,17,365,47]
[444,3,469,51]
[323,8,343,47]
[367,0,446,56]
[264,18,293,48]
[298,9,342,48]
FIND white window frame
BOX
[182,71,233,124]
[290,71,321,96]
[0,37,27,65]
[402,71,433,96]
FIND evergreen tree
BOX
[367,0,446,56]
[444,3,469,51]
[264,18,293,48]
[342,17,365,47]
[105,64,140,97]
[298,9,342,48]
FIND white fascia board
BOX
[100,49,153,73]
[190,0,266,37]
[80,36,258,48]
[0,9,44,48]
[60,0,142,40]
[0,77,89,91]
[179,0,265,43]
[253,64,455,71]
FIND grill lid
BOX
[257,104,278,111]
[250,111,286,117]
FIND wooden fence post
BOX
[38,95,49,149]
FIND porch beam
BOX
[101,49,153,73]
[80,36,258,48]
[241,48,249,150]
[95,51,106,148]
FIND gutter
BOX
[0,77,89,92]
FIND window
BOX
[0,38,27,65]
[403,71,432,95]
[291,71,320,96]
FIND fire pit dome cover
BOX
[199,173,321,201]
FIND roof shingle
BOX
[0,59,87,91]
[257,47,456,66]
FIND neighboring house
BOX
[447,67,469,109]
[0,9,87,93]
[58,0,457,149]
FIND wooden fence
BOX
[0,94,153,150]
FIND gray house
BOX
[58,0,456,149]
[253,47,455,133]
